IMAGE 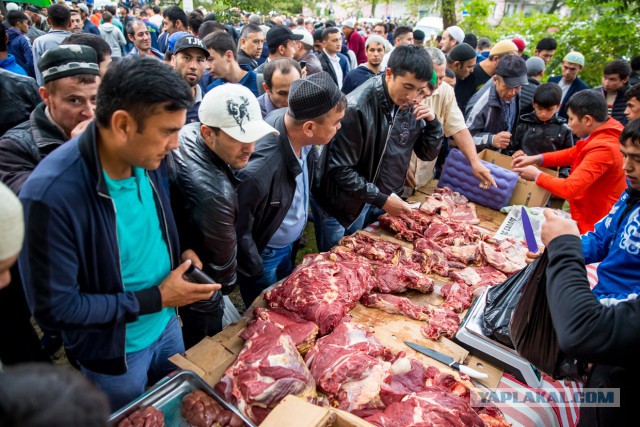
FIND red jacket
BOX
[346,31,367,64]
[536,118,626,233]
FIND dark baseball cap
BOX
[496,55,528,88]
[173,35,210,58]
[266,25,303,48]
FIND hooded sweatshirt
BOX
[7,27,34,77]
[99,22,126,58]
[536,117,626,233]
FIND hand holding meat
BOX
[413,103,435,122]
[511,154,541,169]
[541,209,580,246]
[383,193,412,217]
[513,165,541,182]
[159,260,220,308]
[491,131,511,149]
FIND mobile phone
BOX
[300,60,307,69]
[185,264,215,284]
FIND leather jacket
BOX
[235,108,317,280]
[0,103,67,194]
[313,74,443,227]
[0,69,40,138]
[168,123,238,312]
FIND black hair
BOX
[102,11,112,22]
[263,57,301,89]
[445,67,455,79]
[321,27,339,42]
[7,11,29,27]
[463,33,478,49]
[119,5,130,14]
[202,31,237,59]
[95,56,193,131]
[47,4,71,28]
[0,25,6,52]
[535,37,557,52]
[0,363,110,427]
[240,23,262,39]
[152,5,161,14]
[139,10,148,18]
[631,56,640,72]
[566,90,608,122]
[203,12,217,22]
[388,44,434,83]
[313,28,323,42]
[627,83,640,101]
[268,39,289,55]
[188,10,203,34]
[104,5,116,15]
[620,118,640,147]
[295,17,304,26]
[198,21,226,40]
[62,33,111,64]
[393,25,413,42]
[325,19,336,28]
[533,82,562,108]
[603,59,631,79]
[162,6,188,29]
[125,20,146,37]
[373,22,386,33]
[191,9,204,17]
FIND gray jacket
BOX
[99,23,126,58]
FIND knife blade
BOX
[521,207,539,253]
[404,341,488,379]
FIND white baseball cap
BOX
[0,182,24,261]
[292,28,314,47]
[198,84,279,143]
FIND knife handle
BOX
[457,363,489,379]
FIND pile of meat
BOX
[117,407,164,427]
[181,390,245,427]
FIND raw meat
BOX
[305,322,396,416]
[449,266,507,287]
[264,258,371,334]
[117,407,164,427]
[474,405,512,427]
[442,244,480,265]
[479,241,526,275]
[241,307,319,354]
[420,187,480,225]
[440,282,473,313]
[181,390,244,427]
[413,238,449,276]
[360,293,431,321]
[365,388,485,427]
[421,307,461,340]
[426,369,471,402]
[372,264,434,294]
[378,213,422,242]
[379,358,429,406]
[216,321,317,424]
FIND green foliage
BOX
[459,0,640,87]
[194,0,303,20]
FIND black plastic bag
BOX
[481,259,541,348]
[509,251,586,381]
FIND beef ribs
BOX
[365,388,485,427]
[181,390,244,427]
[216,321,317,424]
[305,322,396,416]
[117,407,164,427]
[241,307,319,355]
[264,258,371,334]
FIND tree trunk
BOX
[547,0,564,14]
[442,0,456,28]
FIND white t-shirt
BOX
[325,49,343,89]
[558,78,571,101]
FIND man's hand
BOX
[541,209,580,246]
[413,103,435,122]
[513,165,541,182]
[512,150,525,158]
[405,168,417,189]
[158,260,221,308]
[71,119,92,138]
[511,154,541,169]
[471,161,497,189]
[382,193,412,217]
[491,131,511,149]
[181,249,203,269]
[524,248,544,264]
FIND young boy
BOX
[512,83,573,177]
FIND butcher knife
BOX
[521,207,539,253]
[404,341,489,379]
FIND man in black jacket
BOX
[312,45,444,252]
[237,24,263,70]
[170,84,278,345]
[0,67,40,137]
[236,72,346,307]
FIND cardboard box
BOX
[479,149,558,207]
[260,396,375,427]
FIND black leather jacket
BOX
[168,123,238,311]
[0,68,40,137]
[313,74,443,227]
[235,109,317,281]
[0,103,67,194]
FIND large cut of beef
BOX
[479,240,527,275]
[337,232,419,271]
[371,264,434,294]
[365,388,485,427]
[305,322,397,417]
[379,358,431,406]
[421,307,461,340]
[117,407,164,427]
[264,258,371,334]
[216,321,318,424]
[419,187,480,225]
[449,266,507,288]
[360,293,431,321]
[181,390,245,427]
[440,282,473,313]
[241,307,319,355]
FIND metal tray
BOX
[109,370,256,427]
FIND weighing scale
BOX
[454,289,543,388]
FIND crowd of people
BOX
[1,1,640,425]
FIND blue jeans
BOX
[80,316,184,412]
[239,243,293,308]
